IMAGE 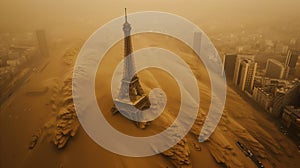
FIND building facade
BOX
[271,82,300,117]
[281,106,300,131]
[223,54,237,80]
[233,55,257,93]
[265,59,285,79]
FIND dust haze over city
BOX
[2,0,300,41]
[1,0,300,168]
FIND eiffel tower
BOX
[111,8,151,128]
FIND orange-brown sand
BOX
[1,34,300,168]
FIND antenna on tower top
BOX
[125,8,128,22]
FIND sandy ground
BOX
[1,33,300,168]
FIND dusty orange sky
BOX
[1,1,300,168]
[1,0,300,39]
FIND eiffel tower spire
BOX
[118,8,146,101]
[122,8,135,82]
[125,8,128,23]
[112,9,151,128]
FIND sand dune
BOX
[1,34,300,168]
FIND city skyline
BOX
[1,1,300,168]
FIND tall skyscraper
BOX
[285,49,299,69]
[193,31,202,55]
[35,30,49,57]
[112,9,150,128]
[265,59,285,79]
[283,49,299,78]
[233,55,254,84]
[223,54,237,80]
[233,55,257,93]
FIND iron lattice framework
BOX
[112,9,150,126]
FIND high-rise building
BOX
[193,31,202,56]
[35,30,49,57]
[265,59,285,79]
[283,49,299,78]
[233,55,257,93]
[285,49,299,69]
[223,54,237,80]
[233,55,255,84]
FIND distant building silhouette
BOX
[284,49,299,77]
[193,31,202,56]
[265,59,285,79]
[285,49,298,69]
[35,30,49,57]
[223,54,237,80]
